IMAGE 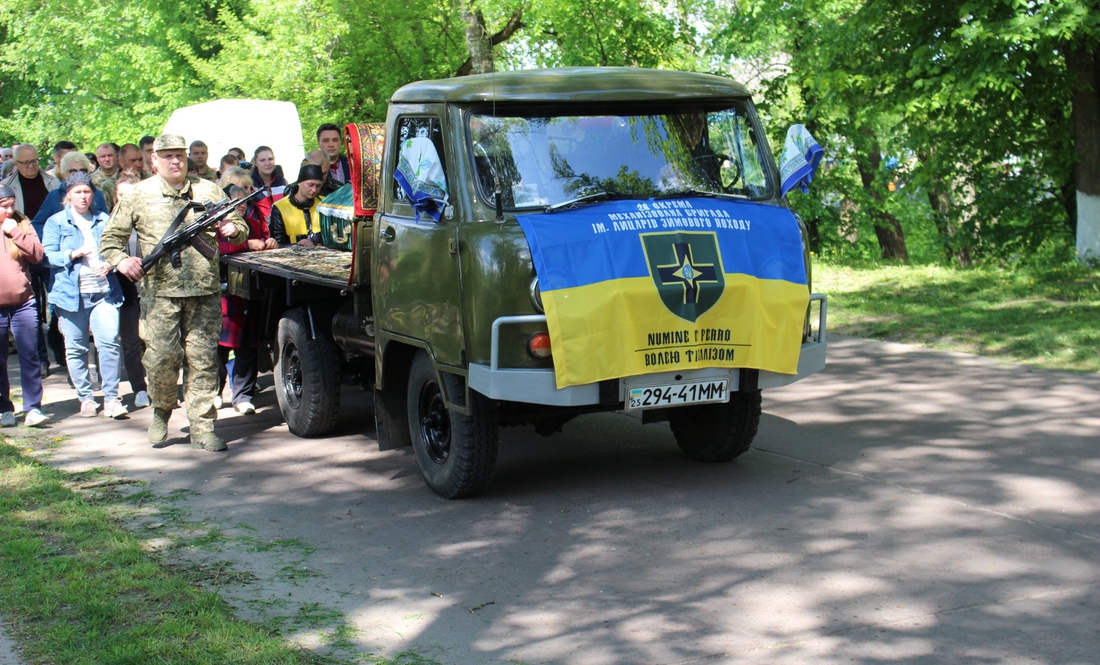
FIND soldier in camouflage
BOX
[100,144,147,211]
[90,143,119,189]
[100,134,249,452]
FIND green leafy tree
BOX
[838,0,1094,264]
[0,0,249,148]
[511,0,694,69]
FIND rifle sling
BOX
[189,234,218,259]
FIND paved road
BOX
[9,336,1100,664]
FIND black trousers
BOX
[218,338,257,407]
[30,266,63,367]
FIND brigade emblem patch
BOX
[641,231,725,322]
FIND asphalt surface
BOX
[3,335,1098,664]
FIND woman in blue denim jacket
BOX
[42,172,126,419]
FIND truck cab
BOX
[369,68,826,497]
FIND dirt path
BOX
[7,336,1099,664]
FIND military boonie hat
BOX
[153,134,187,151]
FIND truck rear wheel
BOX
[275,308,340,437]
[668,390,762,462]
[407,351,498,499]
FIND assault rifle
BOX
[141,188,264,273]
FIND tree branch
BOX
[94,94,125,108]
[489,5,525,46]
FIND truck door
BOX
[374,114,466,366]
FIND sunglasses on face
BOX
[68,168,89,173]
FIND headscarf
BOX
[63,171,100,215]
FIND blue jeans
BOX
[0,297,44,412]
[57,294,122,403]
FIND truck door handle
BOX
[381,224,396,243]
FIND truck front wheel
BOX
[668,390,762,462]
[275,308,340,437]
[407,351,499,499]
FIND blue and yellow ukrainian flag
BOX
[519,198,809,389]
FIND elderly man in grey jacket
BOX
[0,145,60,218]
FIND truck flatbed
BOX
[221,245,355,291]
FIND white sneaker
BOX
[133,390,150,408]
[103,399,128,419]
[24,409,50,428]
[80,400,99,418]
[234,401,256,415]
[0,411,15,427]
[214,395,223,409]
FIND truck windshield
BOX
[469,102,773,209]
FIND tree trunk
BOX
[918,150,970,266]
[459,2,494,75]
[925,186,969,267]
[855,131,909,261]
[1060,179,1078,237]
[870,215,909,261]
[1067,39,1100,263]
[453,5,524,77]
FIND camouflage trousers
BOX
[139,293,221,435]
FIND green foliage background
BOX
[1,0,1096,264]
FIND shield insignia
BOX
[641,232,725,322]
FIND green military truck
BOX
[222,67,828,499]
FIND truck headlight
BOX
[529,276,544,313]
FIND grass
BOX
[814,260,1100,372]
[0,436,435,665]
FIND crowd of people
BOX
[0,123,351,451]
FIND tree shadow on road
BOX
[15,339,1100,664]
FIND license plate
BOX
[625,379,729,411]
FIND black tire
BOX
[668,390,762,463]
[407,351,498,499]
[274,308,340,437]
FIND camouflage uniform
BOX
[100,171,247,437]
[90,168,116,189]
[100,170,150,212]
[195,164,218,182]
[100,174,119,212]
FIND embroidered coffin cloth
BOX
[345,122,386,217]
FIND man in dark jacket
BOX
[317,123,350,186]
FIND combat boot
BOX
[149,408,171,447]
[191,432,228,452]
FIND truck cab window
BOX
[393,117,449,211]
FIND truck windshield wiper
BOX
[545,191,629,213]
[654,189,749,200]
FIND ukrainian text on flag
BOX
[519,198,809,389]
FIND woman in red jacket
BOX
[0,184,49,427]
[216,183,276,414]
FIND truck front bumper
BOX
[468,294,828,407]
